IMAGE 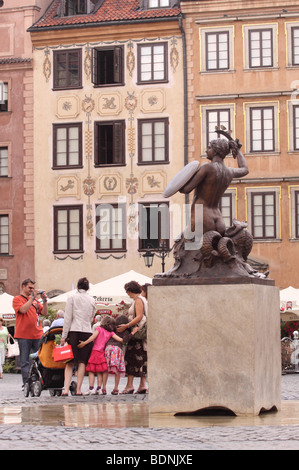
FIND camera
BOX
[38,289,45,295]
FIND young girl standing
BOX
[78,316,123,395]
[105,315,138,395]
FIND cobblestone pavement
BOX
[0,373,299,450]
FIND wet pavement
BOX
[1,372,299,450]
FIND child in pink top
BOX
[78,316,122,395]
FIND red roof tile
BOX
[31,0,181,29]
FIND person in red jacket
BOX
[13,278,48,388]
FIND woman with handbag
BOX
[117,281,148,394]
[0,316,11,378]
[60,277,96,396]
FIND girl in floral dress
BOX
[105,315,138,395]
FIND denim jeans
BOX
[18,338,41,385]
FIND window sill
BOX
[200,69,236,75]
[244,152,280,157]
[252,238,282,243]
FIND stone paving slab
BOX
[0,373,299,450]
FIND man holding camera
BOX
[13,278,48,387]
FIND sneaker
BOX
[95,386,101,395]
[84,387,96,395]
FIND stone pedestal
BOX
[147,283,281,416]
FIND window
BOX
[200,104,235,155]
[249,107,274,152]
[295,191,299,238]
[0,215,9,255]
[139,202,169,250]
[53,123,82,168]
[54,206,83,253]
[94,120,125,166]
[53,49,82,90]
[251,192,276,239]
[137,43,168,83]
[219,193,233,228]
[64,0,88,15]
[206,32,229,71]
[95,203,126,251]
[91,47,124,86]
[0,147,8,177]
[291,27,299,65]
[138,118,169,164]
[248,29,273,68]
[206,109,230,148]
[243,24,277,70]
[293,105,299,151]
[148,0,170,7]
[0,82,8,112]
[199,26,234,73]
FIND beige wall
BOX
[31,27,185,292]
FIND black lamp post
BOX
[142,241,170,273]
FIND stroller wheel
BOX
[32,381,42,397]
[24,382,30,397]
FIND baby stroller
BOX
[24,326,77,397]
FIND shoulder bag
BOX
[7,337,20,357]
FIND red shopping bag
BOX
[53,344,74,362]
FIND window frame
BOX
[0,146,9,177]
[293,104,299,151]
[295,190,299,239]
[95,203,126,252]
[137,42,168,84]
[243,24,278,70]
[53,49,82,91]
[53,123,83,169]
[138,201,170,251]
[138,117,169,165]
[0,214,9,256]
[205,31,229,71]
[148,0,170,7]
[94,120,126,167]
[251,191,276,239]
[0,81,8,112]
[249,106,275,153]
[64,0,88,15]
[246,187,281,241]
[248,28,273,68]
[53,205,83,254]
[91,46,124,87]
[206,108,231,149]
[200,104,235,156]
[219,188,237,227]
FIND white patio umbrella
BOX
[280,286,299,305]
[47,283,94,304]
[88,270,152,304]
[0,292,16,325]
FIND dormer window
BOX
[63,0,97,16]
[148,0,170,7]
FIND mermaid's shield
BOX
[163,160,200,198]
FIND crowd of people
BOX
[1,276,149,396]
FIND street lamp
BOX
[142,241,170,273]
[142,249,155,268]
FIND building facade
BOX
[28,0,186,293]
[0,0,51,295]
[181,0,299,288]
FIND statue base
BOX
[147,283,281,416]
